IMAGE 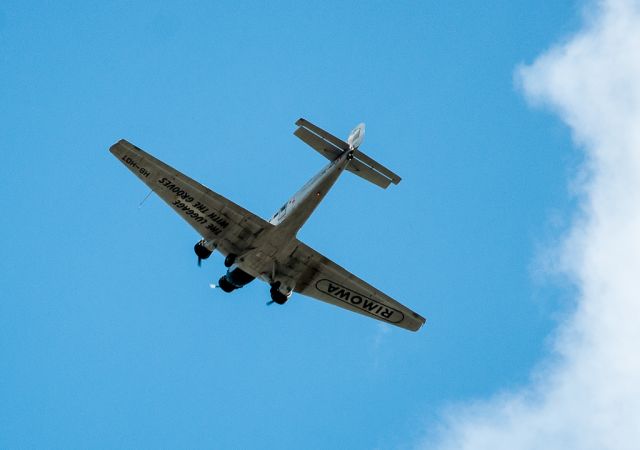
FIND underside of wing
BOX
[109,139,272,256]
[287,241,426,332]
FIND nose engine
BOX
[205,247,293,306]
[217,266,255,293]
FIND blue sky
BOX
[0,1,599,448]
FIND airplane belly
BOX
[235,243,278,278]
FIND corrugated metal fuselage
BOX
[224,149,353,293]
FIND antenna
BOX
[138,189,153,208]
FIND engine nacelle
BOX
[271,278,295,297]
[194,239,215,260]
[218,267,255,293]
[269,278,295,305]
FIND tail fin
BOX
[294,118,401,189]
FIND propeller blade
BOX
[266,300,275,306]
[209,283,217,289]
[198,256,202,267]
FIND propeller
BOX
[266,300,275,306]
[195,240,214,267]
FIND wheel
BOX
[218,276,235,293]
[224,253,237,268]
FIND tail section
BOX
[347,123,365,149]
[294,118,401,189]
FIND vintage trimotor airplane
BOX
[110,119,426,331]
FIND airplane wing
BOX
[109,139,272,256]
[289,241,426,331]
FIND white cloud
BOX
[423,1,640,449]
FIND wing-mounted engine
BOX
[194,239,216,266]
[269,276,296,305]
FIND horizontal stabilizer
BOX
[353,149,401,185]
[294,118,401,189]
[294,126,342,161]
[295,118,348,151]
[348,159,395,188]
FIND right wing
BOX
[109,139,272,256]
[285,240,426,332]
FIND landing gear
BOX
[224,253,237,268]
[218,276,235,293]
[269,282,289,305]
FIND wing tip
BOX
[109,138,132,155]
[405,313,427,332]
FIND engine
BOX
[269,278,295,305]
[194,239,215,262]
[217,267,255,293]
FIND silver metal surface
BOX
[109,120,425,331]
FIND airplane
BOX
[109,118,426,331]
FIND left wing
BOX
[109,139,272,256]
[287,240,426,331]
